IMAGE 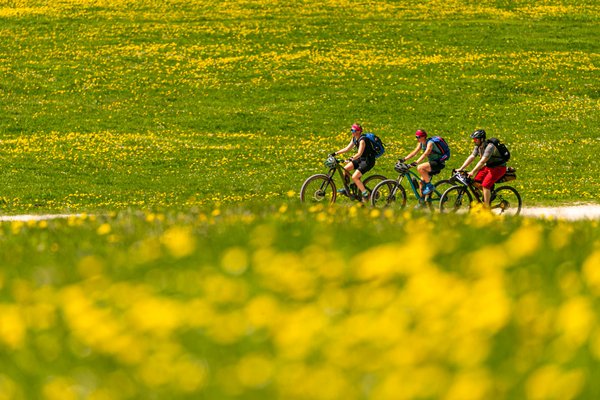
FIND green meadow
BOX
[1,0,598,212]
[1,1,600,399]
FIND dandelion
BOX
[160,226,196,258]
[221,246,249,275]
[526,365,586,400]
[0,304,26,349]
[236,353,274,388]
[96,223,111,235]
[582,250,600,295]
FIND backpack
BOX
[427,136,451,162]
[486,138,510,167]
[363,133,385,159]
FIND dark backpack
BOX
[363,133,385,159]
[427,136,451,162]
[486,138,510,167]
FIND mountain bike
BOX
[439,168,522,216]
[300,155,386,204]
[369,161,453,210]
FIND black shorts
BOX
[352,157,375,174]
[429,160,446,176]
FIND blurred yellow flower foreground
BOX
[0,207,599,400]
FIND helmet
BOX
[394,160,408,173]
[470,129,486,140]
[415,129,427,138]
[351,123,363,133]
[324,155,337,168]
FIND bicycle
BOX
[369,160,454,210]
[439,168,522,216]
[300,155,386,204]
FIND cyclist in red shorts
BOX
[457,129,507,209]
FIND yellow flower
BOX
[0,304,26,349]
[582,250,600,295]
[526,365,585,400]
[221,247,248,275]
[236,353,274,388]
[96,223,111,235]
[161,226,196,258]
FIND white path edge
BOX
[1,206,600,222]
[519,205,600,221]
[0,214,85,222]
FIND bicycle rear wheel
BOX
[431,179,453,202]
[439,186,473,214]
[370,179,407,208]
[364,174,387,192]
[425,179,454,211]
[491,186,522,216]
[300,174,336,204]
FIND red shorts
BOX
[475,166,507,189]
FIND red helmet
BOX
[415,129,427,138]
[351,124,363,133]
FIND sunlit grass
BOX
[0,0,599,212]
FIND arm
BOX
[469,155,490,176]
[404,144,421,161]
[415,142,433,164]
[468,143,493,176]
[459,155,476,171]
[333,138,354,156]
[350,140,366,160]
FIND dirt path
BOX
[519,205,600,221]
[1,206,600,221]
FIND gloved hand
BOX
[329,152,336,157]
[398,157,405,163]
[410,162,418,167]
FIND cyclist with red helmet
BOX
[401,129,447,196]
[331,123,377,202]
[457,129,508,209]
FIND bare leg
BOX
[352,170,365,193]
[417,162,432,183]
[343,163,354,183]
[483,187,492,209]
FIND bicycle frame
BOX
[449,172,485,202]
[394,164,446,202]
[324,157,378,200]
[326,160,357,197]
[440,170,522,215]
[300,156,388,204]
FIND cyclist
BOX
[331,123,377,202]
[402,129,447,196]
[457,129,508,209]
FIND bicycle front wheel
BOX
[439,186,473,214]
[300,174,336,204]
[491,186,522,216]
[370,179,407,208]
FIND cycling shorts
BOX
[428,160,446,176]
[352,157,375,174]
[475,166,507,189]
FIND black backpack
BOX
[486,138,510,167]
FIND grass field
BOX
[1,0,599,212]
[1,1,600,399]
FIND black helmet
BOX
[470,129,486,140]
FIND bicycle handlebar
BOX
[394,161,417,173]
[451,169,471,185]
